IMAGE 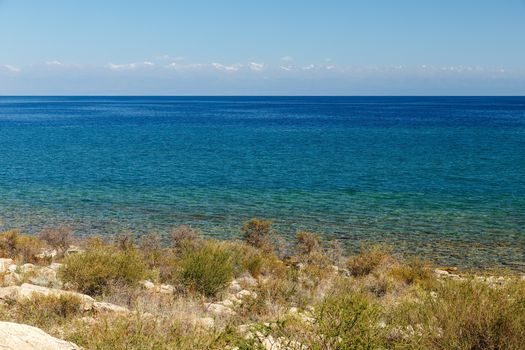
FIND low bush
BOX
[392,279,525,350]
[347,245,391,277]
[296,231,321,256]
[38,226,74,253]
[241,218,274,253]
[170,225,201,251]
[59,245,148,296]
[0,229,45,263]
[11,294,84,329]
[178,241,234,297]
[389,257,434,288]
[309,283,383,349]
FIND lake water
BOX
[0,96,524,269]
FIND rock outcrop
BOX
[0,321,81,350]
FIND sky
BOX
[1,0,525,95]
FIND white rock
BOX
[237,275,257,287]
[193,317,215,329]
[229,280,242,293]
[0,258,14,273]
[159,284,175,294]
[93,301,129,314]
[29,267,60,288]
[20,263,35,274]
[48,263,63,271]
[36,248,58,260]
[8,264,18,273]
[65,245,84,256]
[0,283,94,311]
[206,302,236,316]
[2,272,21,286]
[140,280,155,290]
[0,321,81,350]
[434,269,450,276]
[236,289,257,300]
[219,299,235,308]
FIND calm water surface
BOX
[0,97,524,269]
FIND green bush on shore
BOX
[177,240,234,297]
[59,245,148,296]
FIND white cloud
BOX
[280,65,294,71]
[45,60,63,66]
[211,62,241,72]
[249,62,265,71]
[166,62,204,70]
[302,64,316,70]
[1,64,21,72]
[106,61,155,71]
[281,56,293,62]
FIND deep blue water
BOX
[0,96,524,269]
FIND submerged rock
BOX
[0,321,81,350]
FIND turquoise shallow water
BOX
[0,96,524,269]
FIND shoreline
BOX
[1,221,524,349]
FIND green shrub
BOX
[171,225,201,251]
[392,279,525,350]
[296,231,321,256]
[311,284,383,349]
[347,245,390,277]
[241,218,274,253]
[59,246,148,296]
[0,229,45,263]
[178,241,234,297]
[227,241,265,278]
[13,294,84,328]
[389,258,434,288]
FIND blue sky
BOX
[1,0,525,95]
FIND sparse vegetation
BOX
[177,240,234,297]
[0,223,524,350]
[241,218,274,253]
[59,244,148,296]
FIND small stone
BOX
[36,248,58,260]
[65,245,84,256]
[206,303,236,317]
[140,280,155,290]
[93,301,129,314]
[48,263,63,271]
[0,258,14,273]
[20,264,35,274]
[159,284,174,294]
[434,269,450,276]
[236,289,257,300]
[237,275,257,287]
[229,280,242,293]
[219,299,235,308]
[29,267,60,288]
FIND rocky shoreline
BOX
[1,223,524,349]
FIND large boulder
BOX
[0,283,94,310]
[0,321,81,350]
